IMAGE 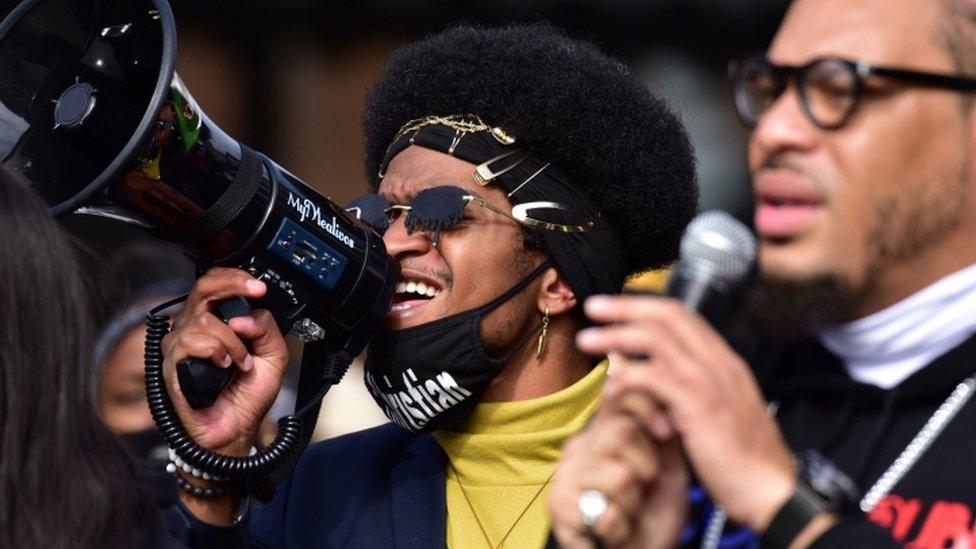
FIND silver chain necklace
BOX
[701,373,976,549]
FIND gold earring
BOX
[536,305,550,359]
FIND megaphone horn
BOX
[0,0,399,494]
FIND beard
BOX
[745,273,861,340]
[748,161,969,340]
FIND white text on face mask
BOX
[366,369,474,431]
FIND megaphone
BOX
[0,0,398,493]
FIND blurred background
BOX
[164,0,790,217]
[0,0,791,439]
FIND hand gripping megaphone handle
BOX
[176,296,252,409]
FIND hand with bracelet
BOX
[160,267,291,522]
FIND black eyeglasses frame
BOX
[729,55,976,130]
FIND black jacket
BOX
[168,334,976,548]
[687,331,976,547]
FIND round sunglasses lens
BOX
[734,58,781,126]
[802,58,857,128]
[346,194,391,233]
[406,185,468,233]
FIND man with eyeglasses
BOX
[550,0,976,547]
[161,24,698,547]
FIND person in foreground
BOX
[0,167,170,548]
[550,0,976,547]
[163,24,698,548]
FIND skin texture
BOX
[99,324,277,445]
[161,145,591,523]
[378,146,590,402]
[100,325,156,434]
[549,390,689,549]
[754,0,976,318]
[550,0,976,546]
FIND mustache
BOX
[398,263,454,290]
[754,153,825,190]
[758,153,807,173]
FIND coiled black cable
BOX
[144,295,305,481]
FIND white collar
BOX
[817,263,976,389]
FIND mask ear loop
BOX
[481,260,555,364]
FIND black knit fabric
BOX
[363,23,699,275]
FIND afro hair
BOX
[363,23,698,273]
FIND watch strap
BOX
[760,482,826,549]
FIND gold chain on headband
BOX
[391,114,517,146]
[379,114,517,179]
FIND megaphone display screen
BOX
[0,0,166,213]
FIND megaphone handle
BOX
[175,296,252,409]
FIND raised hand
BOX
[161,267,291,458]
[576,295,797,533]
[550,392,689,549]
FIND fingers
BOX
[604,359,676,440]
[595,393,669,466]
[180,267,267,321]
[658,438,690,483]
[552,414,666,549]
[594,416,661,485]
[577,296,797,532]
[583,459,645,516]
[229,309,287,364]
[584,294,709,335]
[579,295,735,364]
[578,293,761,426]
[613,390,675,444]
[578,322,682,361]
[163,312,251,370]
[556,462,640,547]
[590,500,634,548]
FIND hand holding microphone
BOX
[551,212,798,546]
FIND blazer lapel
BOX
[390,433,447,548]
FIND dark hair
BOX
[0,169,162,547]
[363,23,698,273]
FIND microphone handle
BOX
[664,264,732,325]
[175,296,252,409]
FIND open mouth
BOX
[755,193,822,238]
[388,276,444,317]
[760,195,819,208]
[394,280,441,300]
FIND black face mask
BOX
[121,428,169,466]
[364,262,550,433]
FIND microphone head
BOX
[679,210,757,284]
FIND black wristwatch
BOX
[760,450,860,549]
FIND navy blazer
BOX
[168,423,449,548]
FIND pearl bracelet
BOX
[165,448,228,481]
[165,446,258,482]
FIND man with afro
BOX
[163,23,697,547]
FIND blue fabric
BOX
[166,423,448,548]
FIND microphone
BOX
[664,210,757,324]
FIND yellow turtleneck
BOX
[432,360,608,549]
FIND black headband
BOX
[379,121,628,304]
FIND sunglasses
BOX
[346,185,595,246]
[729,55,976,129]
